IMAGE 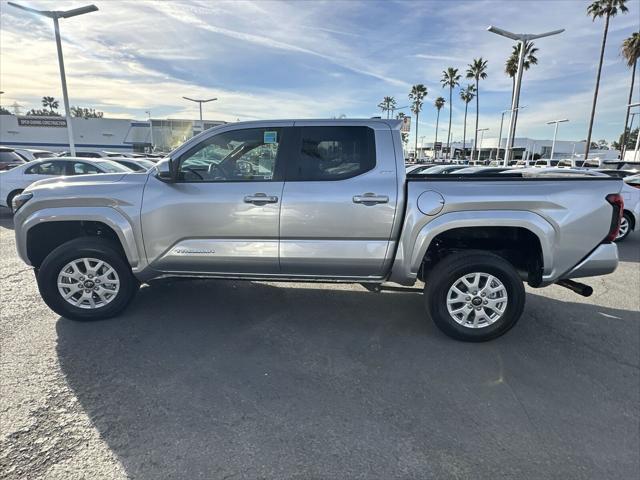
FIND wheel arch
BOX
[6,188,24,209]
[389,210,555,286]
[18,207,141,269]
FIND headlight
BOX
[12,192,33,213]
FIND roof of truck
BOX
[207,118,403,130]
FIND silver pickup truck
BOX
[11,119,624,341]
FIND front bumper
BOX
[560,242,618,280]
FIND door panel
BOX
[141,123,292,275]
[141,179,283,274]
[279,125,398,278]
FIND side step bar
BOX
[360,283,422,293]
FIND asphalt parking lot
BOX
[1,207,638,480]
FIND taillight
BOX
[605,193,624,242]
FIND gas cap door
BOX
[417,190,445,216]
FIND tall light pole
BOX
[8,2,98,157]
[546,118,569,161]
[145,110,154,152]
[476,127,489,163]
[182,96,218,121]
[488,26,564,164]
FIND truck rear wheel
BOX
[37,237,138,320]
[424,251,525,342]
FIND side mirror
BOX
[156,157,176,182]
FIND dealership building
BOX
[0,114,225,154]
[413,137,622,162]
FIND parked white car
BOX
[0,158,131,211]
[12,148,57,162]
[58,150,133,159]
[619,180,640,242]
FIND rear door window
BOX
[0,151,24,163]
[288,126,376,181]
[25,161,67,175]
[71,162,101,175]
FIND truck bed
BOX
[391,174,622,286]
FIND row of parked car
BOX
[0,146,161,212]
[406,162,640,242]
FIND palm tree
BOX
[441,67,461,159]
[466,58,488,160]
[41,96,59,113]
[397,112,410,147]
[620,32,640,155]
[409,84,428,157]
[433,96,446,160]
[377,96,397,119]
[584,0,629,159]
[459,84,476,160]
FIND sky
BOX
[0,0,638,145]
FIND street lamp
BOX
[546,118,569,161]
[497,106,527,166]
[8,2,98,156]
[476,128,489,163]
[488,25,564,164]
[145,110,153,152]
[625,102,640,162]
[182,96,218,121]
[390,105,411,117]
[624,112,639,159]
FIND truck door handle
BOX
[244,193,278,204]
[353,193,389,205]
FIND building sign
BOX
[400,116,411,133]
[18,117,67,128]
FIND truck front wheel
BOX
[37,237,138,320]
[424,251,525,342]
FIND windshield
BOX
[95,160,132,173]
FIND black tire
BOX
[37,237,138,320]
[614,212,632,242]
[424,251,525,342]
[6,189,23,214]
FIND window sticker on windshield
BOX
[264,131,278,144]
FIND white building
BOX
[412,137,620,162]
[0,114,225,154]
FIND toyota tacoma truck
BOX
[11,119,623,341]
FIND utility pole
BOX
[9,2,99,156]
[488,26,564,164]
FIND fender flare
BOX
[17,206,142,269]
[389,210,556,285]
